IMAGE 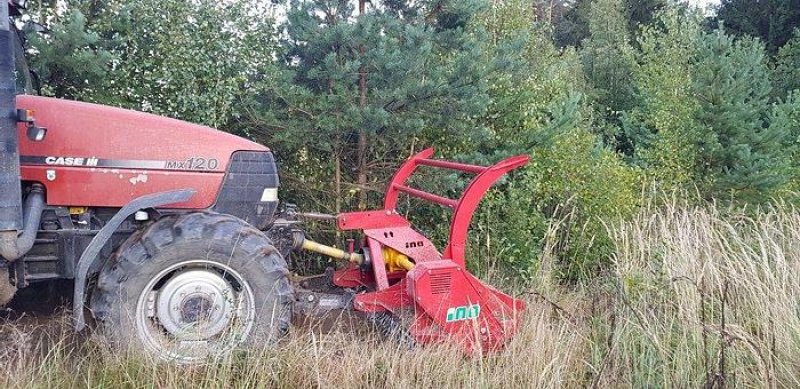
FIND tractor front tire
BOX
[91,213,293,363]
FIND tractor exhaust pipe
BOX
[0,1,22,234]
[0,1,41,262]
[0,184,44,261]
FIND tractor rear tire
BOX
[0,266,15,307]
[91,212,293,363]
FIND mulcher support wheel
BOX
[91,212,293,363]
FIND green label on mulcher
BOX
[446,304,480,322]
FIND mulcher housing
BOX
[329,148,528,353]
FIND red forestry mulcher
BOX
[0,1,527,362]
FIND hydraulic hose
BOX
[0,184,45,261]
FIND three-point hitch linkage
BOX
[294,148,529,354]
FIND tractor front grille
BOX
[212,151,279,229]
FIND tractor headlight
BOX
[260,187,278,202]
[26,125,47,142]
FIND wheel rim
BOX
[135,260,256,362]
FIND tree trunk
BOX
[335,148,342,216]
[357,0,368,210]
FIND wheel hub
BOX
[155,269,238,340]
[134,259,257,363]
[180,295,214,323]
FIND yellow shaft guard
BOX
[301,239,364,264]
[383,247,415,272]
[298,236,414,271]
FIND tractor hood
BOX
[16,95,269,209]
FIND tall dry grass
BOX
[1,202,800,387]
[601,201,800,387]
[0,297,588,388]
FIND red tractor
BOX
[0,1,527,362]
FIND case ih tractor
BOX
[0,1,527,362]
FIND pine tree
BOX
[714,0,800,54]
[691,31,791,200]
[554,0,666,48]
[580,0,638,152]
[251,0,489,213]
[773,29,800,98]
[26,10,112,100]
[554,0,590,47]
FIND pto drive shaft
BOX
[292,231,364,264]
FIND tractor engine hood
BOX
[15,95,270,210]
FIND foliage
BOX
[713,0,800,54]
[771,91,800,192]
[554,0,667,48]
[525,127,642,280]
[772,29,800,98]
[97,0,275,128]
[624,9,704,191]
[479,0,586,156]
[26,9,112,99]
[27,0,275,128]
[13,7,800,385]
[690,31,791,200]
[464,0,641,281]
[580,0,638,152]
[247,0,490,214]
[626,10,792,201]
[553,0,591,48]
[19,0,800,282]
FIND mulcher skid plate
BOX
[331,148,528,355]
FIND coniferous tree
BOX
[252,0,489,212]
[714,0,800,54]
[773,29,800,97]
[554,0,591,48]
[580,0,638,152]
[26,10,112,100]
[554,0,666,48]
[691,31,791,199]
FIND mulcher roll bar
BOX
[383,148,529,267]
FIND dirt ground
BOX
[0,281,87,358]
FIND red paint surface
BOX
[16,95,267,208]
[384,148,528,267]
[342,149,529,353]
[407,260,524,354]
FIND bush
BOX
[470,127,642,282]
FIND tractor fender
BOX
[72,188,196,331]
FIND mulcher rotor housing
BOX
[296,148,528,354]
